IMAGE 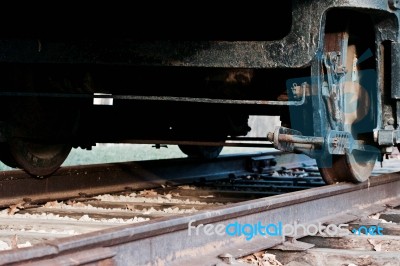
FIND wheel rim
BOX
[318,150,378,183]
[318,34,378,184]
[9,138,72,177]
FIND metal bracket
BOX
[322,51,347,130]
[326,130,352,155]
[376,129,400,146]
[247,155,277,173]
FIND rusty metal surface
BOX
[1,169,400,265]
[0,1,393,68]
[19,247,116,266]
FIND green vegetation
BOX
[0,144,269,171]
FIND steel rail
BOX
[0,150,308,208]
[1,168,399,265]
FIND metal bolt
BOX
[332,137,339,148]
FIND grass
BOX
[63,144,269,165]
[0,144,270,171]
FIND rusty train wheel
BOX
[318,151,377,184]
[317,31,378,184]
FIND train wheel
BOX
[318,151,377,184]
[178,145,223,160]
[317,31,378,184]
[8,138,72,177]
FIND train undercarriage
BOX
[0,1,399,185]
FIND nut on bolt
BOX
[332,137,339,148]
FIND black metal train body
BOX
[0,1,399,184]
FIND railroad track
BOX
[0,150,311,207]
[0,152,399,265]
[0,151,316,251]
